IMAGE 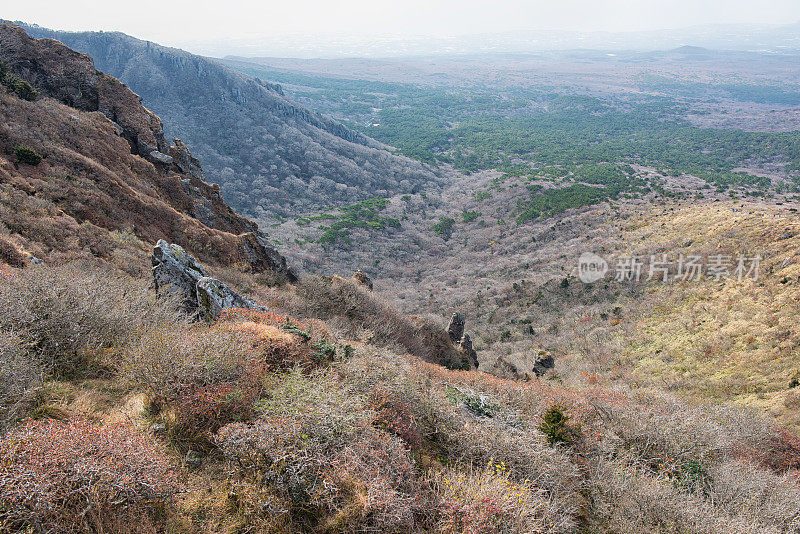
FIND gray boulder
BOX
[147,150,174,165]
[151,240,264,321]
[459,333,479,369]
[196,276,264,322]
[152,240,206,314]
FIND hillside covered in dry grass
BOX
[4,240,800,533]
[0,22,293,281]
[267,166,800,429]
[1,22,800,534]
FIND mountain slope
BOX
[0,22,293,280]
[17,23,439,221]
[2,22,800,534]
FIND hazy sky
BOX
[5,0,800,45]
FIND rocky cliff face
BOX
[20,24,440,220]
[0,22,294,280]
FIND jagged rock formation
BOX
[151,240,208,314]
[20,23,440,219]
[240,232,297,282]
[196,276,263,322]
[152,240,263,321]
[447,313,466,342]
[352,270,373,291]
[446,312,478,369]
[459,333,479,369]
[533,353,555,377]
[0,23,295,279]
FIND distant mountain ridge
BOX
[115,21,800,59]
[16,23,438,220]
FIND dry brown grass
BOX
[0,235,25,267]
[0,262,181,377]
[0,331,41,428]
[616,202,800,426]
[271,274,467,369]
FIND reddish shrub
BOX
[370,388,424,450]
[121,314,337,451]
[216,372,423,532]
[120,323,267,450]
[220,307,334,344]
[218,308,340,370]
[219,320,324,371]
[0,419,181,533]
[0,236,25,267]
[433,465,554,534]
[762,429,800,472]
[169,380,262,452]
[219,307,292,326]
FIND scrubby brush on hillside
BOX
[1,260,800,533]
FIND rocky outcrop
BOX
[459,333,479,369]
[445,312,478,369]
[447,313,465,343]
[353,270,373,291]
[0,24,99,110]
[533,353,555,377]
[0,23,298,279]
[151,240,208,315]
[239,233,297,281]
[151,240,264,321]
[170,139,206,180]
[147,150,173,165]
[0,24,169,159]
[196,276,264,322]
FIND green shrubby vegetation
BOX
[538,405,581,445]
[13,145,43,166]
[318,197,400,244]
[0,60,39,102]
[461,209,480,223]
[246,67,800,221]
[515,163,649,223]
[432,216,456,240]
